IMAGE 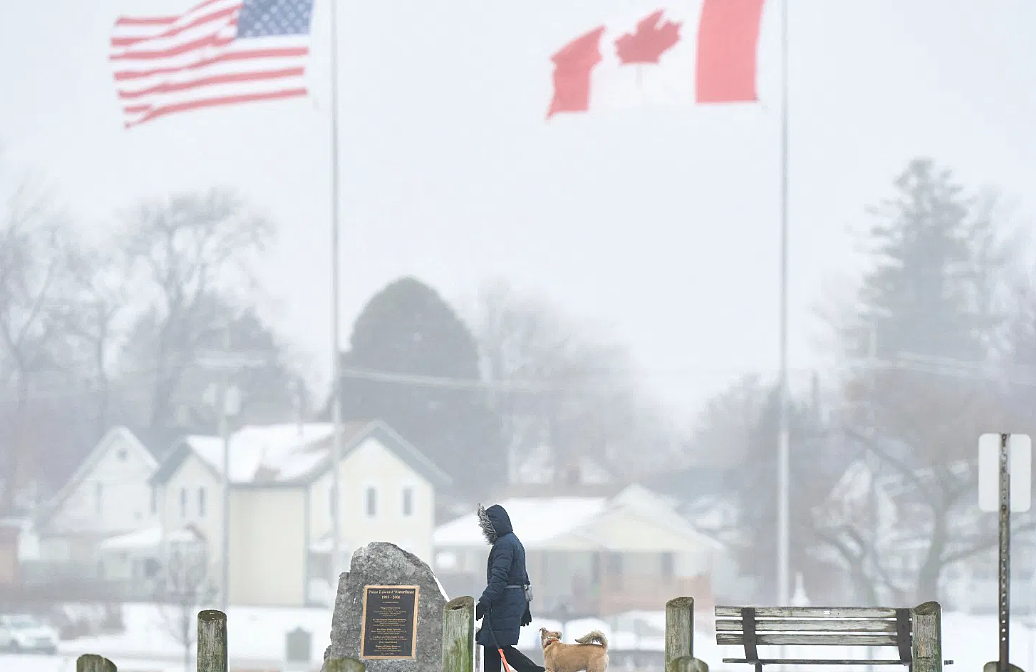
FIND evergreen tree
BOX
[854,158,1001,363]
[842,158,1014,602]
[332,277,502,498]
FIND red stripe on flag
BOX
[118,67,305,99]
[115,16,178,26]
[112,47,309,81]
[127,88,306,127]
[111,7,240,47]
[695,0,766,103]
[111,32,236,61]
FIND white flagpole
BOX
[776,0,792,611]
[329,0,344,583]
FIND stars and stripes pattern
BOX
[109,0,314,128]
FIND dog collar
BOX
[544,638,559,646]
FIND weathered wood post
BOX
[666,597,707,672]
[325,658,366,671]
[76,654,117,672]
[197,609,228,672]
[442,596,475,672]
[911,601,943,672]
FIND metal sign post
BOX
[979,433,1033,672]
[1000,434,1012,672]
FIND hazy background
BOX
[2,0,1033,416]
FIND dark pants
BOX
[482,644,544,672]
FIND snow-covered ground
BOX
[55,602,332,668]
[0,653,180,672]
[12,603,1036,672]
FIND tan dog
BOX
[539,627,609,672]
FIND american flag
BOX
[109,0,314,128]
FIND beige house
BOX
[433,484,724,618]
[149,420,450,607]
[33,426,160,588]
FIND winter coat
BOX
[476,504,529,647]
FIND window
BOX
[150,488,157,515]
[661,552,674,580]
[365,487,377,517]
[94,483,103,515]
[606,552,623,589]
[197,488,206,517]
[117,448,128,461]
[402,488,413,517]
[179,487,187,518]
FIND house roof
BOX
[35,426,158,529]
[150,419,451,489]
[433,483,722,553]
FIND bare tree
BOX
[828,364,1028,602]
[116,188,273,432]
[687,374,848,602]
[56,242,133,437]
[0,152,73,509]
[154,542,216,672]
[469,280,676,479]
[684,373,768,467]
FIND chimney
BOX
[291,378,305,437]
[564,461,581,486]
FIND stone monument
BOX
[322,542,448,672]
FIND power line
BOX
[1,351,1033,405]
[0,360,817,400]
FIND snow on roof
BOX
[99,526,197,551]
[433,497,609,548]
[186,423,336,484]
[434,484,723,552]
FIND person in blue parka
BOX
[474,504,544,672]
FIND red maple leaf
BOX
[614,10,682,65]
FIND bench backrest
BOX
[715,606,913,662]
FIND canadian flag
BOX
[546,0,767,119]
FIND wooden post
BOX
[76,654,117,672]
[325,658,366,671]
[197,609,228,672]
[666,597,695,668]
[912,601,942,672]
[442,596,475,672]
[669,656,710,672]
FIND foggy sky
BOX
[1,0,1033,420]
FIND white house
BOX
[32,427,159,585]
[148,420,451,608]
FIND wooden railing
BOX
[79,596,941,672]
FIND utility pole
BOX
[290,377,307,437]
[198,324,265,613]
[328,0,345,584]
[775,0,792,610]
[217,325,235,615]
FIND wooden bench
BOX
[715,603,954,672]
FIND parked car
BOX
[0,614,59,654]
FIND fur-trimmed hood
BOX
[476,503,513,545]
